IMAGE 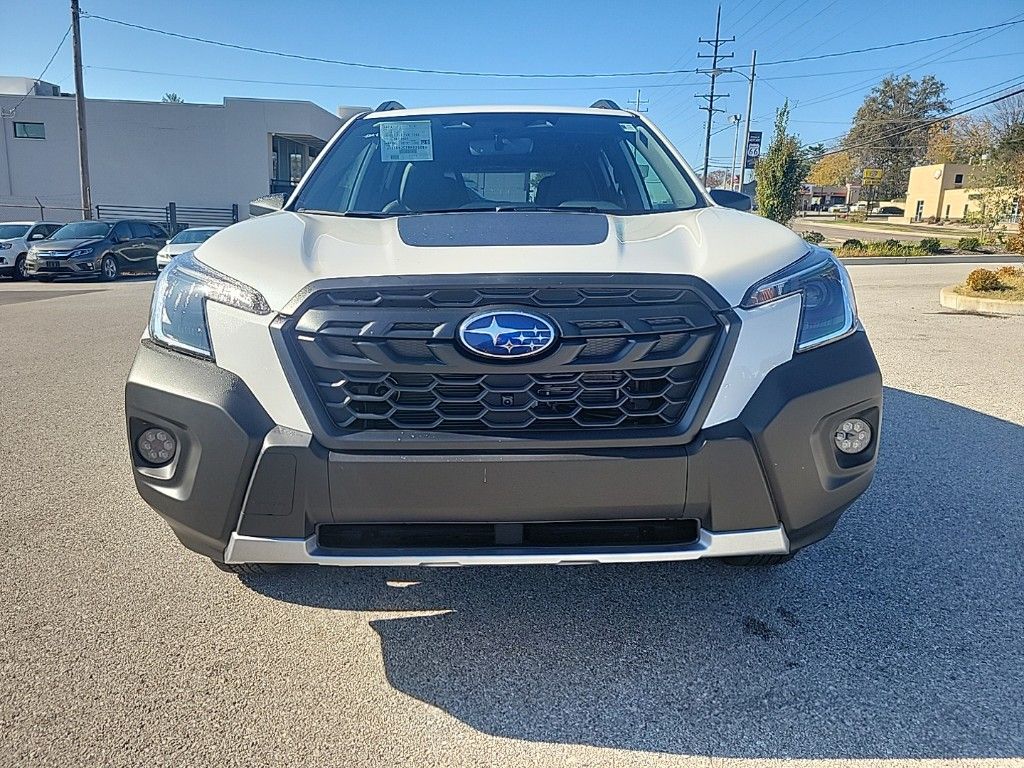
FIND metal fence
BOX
[2,200,240,232]
[95,202,239,233]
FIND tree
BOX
[924,116,994,164]
[161,92,184,103]
[806,150,853,187]
[755,101,807,223]
[844,74,949,199]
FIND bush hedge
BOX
[965,268,1002,292]
[919,237,942,253]
[957,237,981,252]
[842,238,863,249]
[801,231,825,244]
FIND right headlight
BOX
[149,251,270,360]
[741,246,857,352]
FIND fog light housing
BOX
[834,418,871,454]
[137,427,177,465]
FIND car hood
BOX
[194,208,810,312]
[33,238,104,252]
[160,243,199,256]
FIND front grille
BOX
[281,276,729,438]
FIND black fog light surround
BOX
[137,427,177,465]
[834,418,872,454]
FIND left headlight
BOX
[149,251,270,360]
[0,242,12,250]
[741,246,857,352]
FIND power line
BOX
[3,24,71,116]
[81,10,1024,79]
[815,85,1024,157]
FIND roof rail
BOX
[374,100,407,112]
[589,99,622,111]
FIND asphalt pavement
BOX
[1,266,1022,768]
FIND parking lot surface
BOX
[1,265,1022,768]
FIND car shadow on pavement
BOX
[242,387,1023,760]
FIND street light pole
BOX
[729,114,742,192]
[70,0,92,219]
[739,49,756,193]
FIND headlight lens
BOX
[741,246,857,352]
[69,247,94,258]
[0,242,11,250]
[149,251,270,359]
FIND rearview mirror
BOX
[709,188,752,211]
[29,232,47,241]
[250,193,287,217]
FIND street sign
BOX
[862,168,883,185]
[743,132,762,169]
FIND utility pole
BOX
[728,114,742,191]
[633,89,649,113]
[696,5,733,186]
[739,49,756,193]
[70,0,92,219]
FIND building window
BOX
[13,122,45,139]
[953,173,964,185]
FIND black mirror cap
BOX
[250,193,288,217]
[709,188,753,212]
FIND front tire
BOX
[101,255,119,282]
[13,254,28,281]
[722,553,796,566]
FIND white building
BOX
[0,76,363,224]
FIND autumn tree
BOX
[844,74,949,199]
[755,101,807,223]
[806,151,853,186]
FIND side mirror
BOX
[709,188,752,212]
[250,193,287,217]
[29,232,46,241]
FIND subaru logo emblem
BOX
[458,310,557,360]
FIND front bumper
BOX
[26,255,98,276]
[126,332,882,565]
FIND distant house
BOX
[798,183,861,211]
[904,163,1021,224]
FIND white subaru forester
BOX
[126,102,881,574]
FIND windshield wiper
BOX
[296,208,405,218]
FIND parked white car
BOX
[156,226,222,269]
[0,221,64,280]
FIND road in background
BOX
[1,267,1022,767]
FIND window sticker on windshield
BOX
[379,120,433,162]
[619,123,637,132]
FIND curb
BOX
[939,286,1024,316]
[840,254,1024,266]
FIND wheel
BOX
[13,254,28,281]
[211,560,289,575]
[722,553,796,567]
[101,255,119,282]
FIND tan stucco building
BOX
[904,163,983,223]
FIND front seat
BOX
[534,168,598,207]
[395,163,468,212]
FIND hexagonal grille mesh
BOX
[283,278,727,436]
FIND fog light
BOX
[137,427,177,465]
[834,418,871,454]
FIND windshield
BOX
[292,112,704,216]
[50,221,112,240]
[0,224,31,239]
[170,228,218,245]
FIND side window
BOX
[45,224,61,236]
[112,222,132,242]
[129,221,153,239]
[148,223,167,239]
[28,225,48,240]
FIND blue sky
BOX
[5,0,1024,171]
